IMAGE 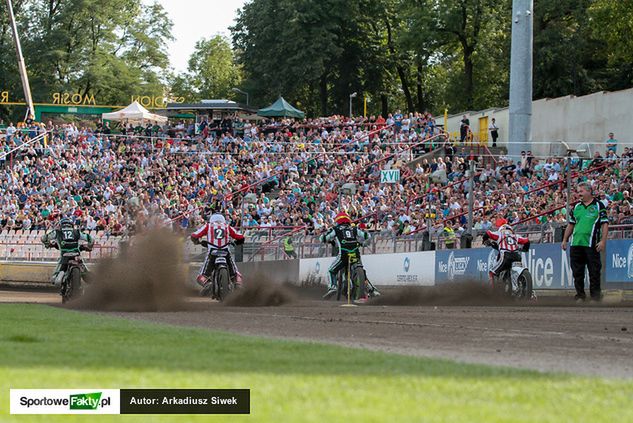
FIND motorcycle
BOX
[484,239,534,300]
[48,243,91,303]
[198,240,234,301]
[336,250,367,302]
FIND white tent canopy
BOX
[101,101,167,124]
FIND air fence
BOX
[0,225,633,290]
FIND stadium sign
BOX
[52,92,97,106]
[380,169,400,184]
[130,95,185,109]
[0,89,186,109]
[606,240,633,284]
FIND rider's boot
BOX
[322,285,337,300]
[354,295,369,304]
[488,271,496,289]
[196,274,208,287]
[366,280,381,297]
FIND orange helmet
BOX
[334,211,352,225]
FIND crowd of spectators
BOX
[0,112,631,244]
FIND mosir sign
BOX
[52,93,97,105]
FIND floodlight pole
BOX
[508,0,533,159]
[349,92,357,118]
[6,0,35,121]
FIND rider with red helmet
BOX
[320,211,374,300]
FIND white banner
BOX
[10,389,120,414]
[299,251,436,287]
[380,169,400,183]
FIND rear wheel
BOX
[352,265,366,300]
[336,270,345,301]
[216,267,231,302]
[62,266,82,303]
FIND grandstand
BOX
[0,112,631,262]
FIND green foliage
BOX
[3,0,633,118]
[179,35,243,101]
[229,0,633,116]
[0,0,173,107]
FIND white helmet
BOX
[500,223,514,233]
[209,213,226,224]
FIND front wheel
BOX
[215,267,231,302]
[515,270,533,300]
[62,266,82,303]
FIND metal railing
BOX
[1,223,631,263]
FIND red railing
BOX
[0,242,117,261]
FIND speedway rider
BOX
[320,211,379,300]
[41,217,94,286]
[482,219,530,285]
[191,213,245,292]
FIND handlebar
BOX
[198,239,241,248]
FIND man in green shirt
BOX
[561,183,609,302]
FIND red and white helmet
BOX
[209,213,226,224]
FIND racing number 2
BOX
[214,228,226,240]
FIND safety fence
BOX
[1,224,631,263]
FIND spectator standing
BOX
[561,182,609,302]
[460,115,470,144]
[489,118,499,147]
[606,132,618,154]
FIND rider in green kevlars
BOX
[320,211,380,300]
[41,217,94,286]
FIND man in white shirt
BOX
[488,118,499,147]
[6,122,16,140]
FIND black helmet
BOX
[59,217,74,229]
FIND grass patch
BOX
[5,334,41,343]
[0,304,631,422]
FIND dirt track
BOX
[2,288,632,378]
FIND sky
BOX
[146,0,247,73]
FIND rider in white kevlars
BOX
[191,213,245,290]
[482,219,530,285]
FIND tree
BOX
[0,0,173,108]
[232,0,345,115]
[183,35,243,101]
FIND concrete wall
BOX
[445,88,633,157]
[1,260,299,287]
